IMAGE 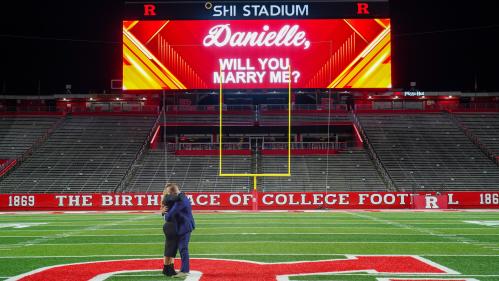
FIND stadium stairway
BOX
[452,112,499,163]
[356,112,499,191]
[0,114,157,193]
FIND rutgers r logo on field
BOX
[6,256,470,281]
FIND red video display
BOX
[123,19,391,89]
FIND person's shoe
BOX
[162,264,169,276]
[173,272,189,278]
[168,264,177,276]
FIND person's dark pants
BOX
[178,232,191,273]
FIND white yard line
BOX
[3,232,499,238]
[0,215,152,251]
[8,241,497,246]
[0,254,498,259]
[346,212,499,252]
[1,226,496,232]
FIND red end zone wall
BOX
[0,192,498,211]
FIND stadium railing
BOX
[262,142,347,150]
[164,105,255,112]
[115,111,162,192]
[354,102,499,112]
[260,104,348,112]
[165,142,250,152]
[448,112,499,166]
[74,104,159,113]
[351,112,397,191]
[0,115,66,179]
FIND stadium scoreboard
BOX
[123,1,391,90]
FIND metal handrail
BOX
[447,112,499,166]
[0,114,67,180]
[260,104,348,111]
[262,142,347,150]
[168,142,250,151]
[351,112,397,191]
[165,105,254,112]
[115,111,163,192]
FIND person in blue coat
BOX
[165,183,195,278]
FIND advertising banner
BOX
[1,192,498,211]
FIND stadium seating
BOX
[0,115,156,193]
[357,113,499,191]
[455,113,499,157]
[163,105,254,125]
[126,150,252,192]
[0,116,61,159]
[260,148,386,191]
[125,146,385,192]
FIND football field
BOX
[0,211,498,280]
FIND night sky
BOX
[0,0,498,93]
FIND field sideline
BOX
[0,211,498,280]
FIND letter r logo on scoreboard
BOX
[143,4,156,16]
[357,2,370,14]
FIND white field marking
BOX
[0,215,152,251]
[113,271,492,281]
[12,241,496,246]
[2,217,496,223]
[464,220,499,227]
[0,211,156,215]
[108,274,163,277]
[0,219,149,222]
[376,275,479,281]
[0,223,47,229]
[90,270,202,281]
[274,254,460,281]
[295,273,498,277]
[4,209,499,215]
[0,254,499,259]
[1,226,495,232]
[346,212,499,252]
[2,220,478,224]
[6,232,499,238]
[16,222,490,227]
[3,219,474,223]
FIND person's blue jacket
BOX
[166,193,195,235]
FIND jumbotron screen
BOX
[123,2,391,90]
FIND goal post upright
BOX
[218,63,293,209]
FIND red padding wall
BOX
[0,192,498,211]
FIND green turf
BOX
[0,211,498,280]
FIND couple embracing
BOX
[161,183,195,278]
